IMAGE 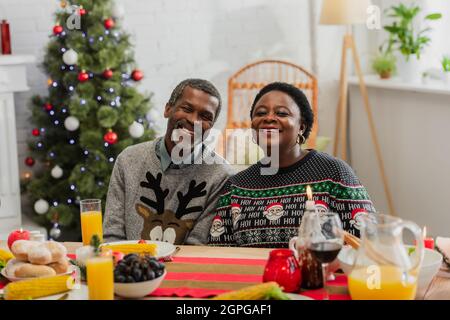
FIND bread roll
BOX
[28,245,52,265]
[10,240,40,261]
[14,263,56,278]
[45,241,67,263]
[48,258,69,274]
[5,260,27,277]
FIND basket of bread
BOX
[2,240,72,281]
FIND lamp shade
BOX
[320,0,372,25]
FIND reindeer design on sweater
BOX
[136,172,207,244]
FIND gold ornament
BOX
[22,171,33,180]
[47,78,53,86]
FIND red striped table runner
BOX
[150,256,351,300]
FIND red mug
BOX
[262,249,302,293]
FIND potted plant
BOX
[372,52,396,79]
[383,3,441,82]
[442,55,450,84]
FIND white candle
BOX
[305,185,315,211]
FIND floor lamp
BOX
[320,0,396,216]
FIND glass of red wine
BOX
[304,212,344,300]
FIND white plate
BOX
[101,240,176,259]
[0,262,77,282]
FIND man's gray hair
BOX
[167,79,222,121]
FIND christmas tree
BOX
[22,0,155,240]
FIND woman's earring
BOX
[297,132,306,145]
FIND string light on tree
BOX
[62,48,78,65]
[22,171,33,181]
[34,199,49,215]
[64,116,80,131]
[51,165,63,179]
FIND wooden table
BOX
[1,241,449,300]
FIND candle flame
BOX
[423,226,427,238]
[306,185,312,200]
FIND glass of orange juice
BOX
[86,250,114,300]
[80,199,103,245]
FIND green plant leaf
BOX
[425,13,442,20]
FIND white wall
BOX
[348,85,450,238]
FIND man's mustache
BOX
[174,119,194,131]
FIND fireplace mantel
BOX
[0,54,35,235]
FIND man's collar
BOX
[156,137,204,172]
[157,137,173,172]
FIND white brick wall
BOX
[1,0,354,175]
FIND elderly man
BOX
[103,79,233,245]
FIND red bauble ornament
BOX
[32,128,40,137]
[103,69,113,79]
[131,69,144,81]
[104,18,115,29]
[78,71,89,82]
[104,130,118,144]
[25,157,35,167]
[53,25,63,35]
[79,7,87,15]
[7,229,30,251]
[44,103,53,111]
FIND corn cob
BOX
[101,243,157,256]
[212,282,291,300]
[0,248,14,262]
[4,274,74,300]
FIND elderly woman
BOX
[208,82,375,247]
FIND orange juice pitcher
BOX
[348,213,424,300]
